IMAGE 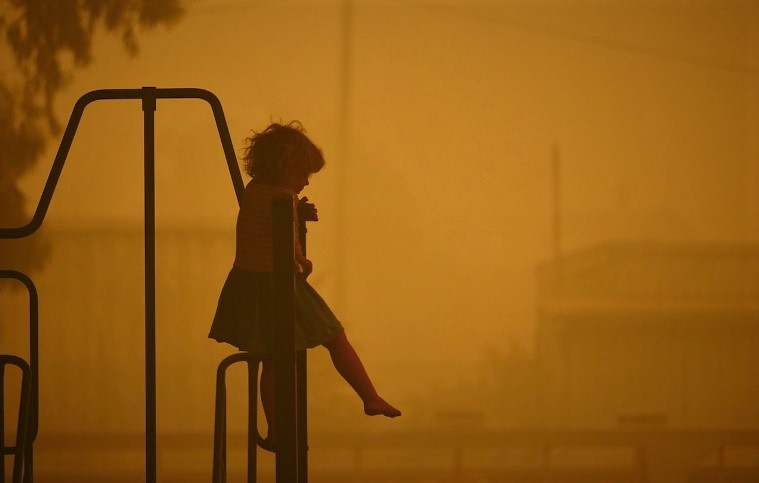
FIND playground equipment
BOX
[212,352,263,483]
[212,194,310,483]
[0,88,308,482]
[0,354,32,483]
[0,271,38,483]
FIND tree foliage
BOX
[0,0,184,272]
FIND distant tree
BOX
[0,0,184,273]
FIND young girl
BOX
[209,121,401,446]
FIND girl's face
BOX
[285,171,310,194]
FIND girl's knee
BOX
[323,330,348,351]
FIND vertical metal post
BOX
[1,366,5,479]
[15,364,31,483]
[297,218,308,483]
[3,356,32,483]
[26,274,38,483]
[295,350,307,482]
[247,360,258,483]
[142,86,158,483]
[211,361,227,483]
[0,272,38,483]
[272,194,298,482]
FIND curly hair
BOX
[241,121,325,182]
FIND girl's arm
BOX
[294,195,314,277]
[298,196,318,221]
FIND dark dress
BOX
[209,181,343,354]
[209,268,344,354]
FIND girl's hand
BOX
[298,197,318,221]
[300,258,313,278]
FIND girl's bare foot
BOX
[364,397,401,417]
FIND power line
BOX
[192,0,758,75]
[391,0,759,75]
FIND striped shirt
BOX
[234,182,305,272]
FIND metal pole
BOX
[297,217,308,483]
[26,271,37,483]
[1,365,5,479]
[273,194,298,482]
[142,86,158,483]
[296,350,307,482]
[551,144,561,260]
[0,271,39,483]
[0,356,32,483]
[247,359,258,483]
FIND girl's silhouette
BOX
[209,121,400,449]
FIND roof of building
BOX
[537,241,759,315]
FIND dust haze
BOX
[2,0,758,481]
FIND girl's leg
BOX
[260,360,276,439]
[323,331,401,417]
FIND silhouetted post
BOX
[0,355,32,483]
[0,272,38,483]
[247,360,258,483]
[273,194,298,482]
[1,363,4,479]
[296,215,308,483]
[142,86,158,483]
[212,352,262,483]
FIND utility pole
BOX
[334,0,353,311]
[748,2,759,239]
[551,144,562,260]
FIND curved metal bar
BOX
[0,87,244,240]
[154,88,244,202]
[0,355,32,483]
[0,271,39,437]
[215,352,268,447]
[0,271,38,483]
[212,352,265,483]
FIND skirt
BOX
[208,267,344,353]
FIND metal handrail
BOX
[0,355,32,483]
[0,271,39,483]
[1,87,312,483]
[212,352,267,483]
[0,87,245,483]
[0,88,243,239]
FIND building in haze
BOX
[536,241,759,429]
[4,228,759,480]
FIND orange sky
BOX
[12,0,759,382]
